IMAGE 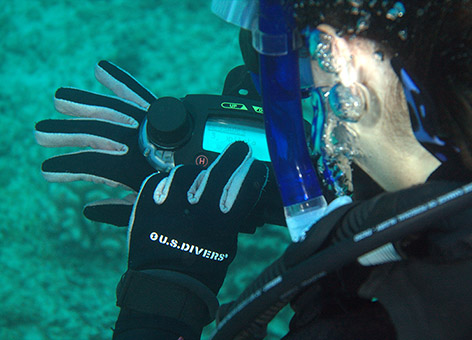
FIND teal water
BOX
[0,1,292,339]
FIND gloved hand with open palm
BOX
[35,60,159,226]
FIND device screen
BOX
[202,117,271,162]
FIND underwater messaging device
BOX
[136,67,312,229]
[138,94,271,172]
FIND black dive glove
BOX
[35,60,156,226]
[114,142,270,340]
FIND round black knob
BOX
[146,97,192,149]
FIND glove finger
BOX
[250,166,286,227]
[41,151,155,192]
[83,196,136,227]
[35,118,136,149]
[95,60,157,109]
[130,170,191,213]
[153,165,202,206]
[55,87,146,126]
[225,159,269,217]
[187,141,250,206]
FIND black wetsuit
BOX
[283,163,472,340]
[114,163,472,340]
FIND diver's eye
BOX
[328,82,367,122]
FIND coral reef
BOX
[1,1,292,339]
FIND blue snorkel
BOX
[212,0,353,242]
[255,0,327,241]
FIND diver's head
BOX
[294,0,472,190]
[213,0,472,195]
[305,23,441,191]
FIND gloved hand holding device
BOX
[35,61,285,229]
[113,142,270,340]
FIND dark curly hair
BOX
[293,0,472,169]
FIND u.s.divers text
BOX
[149,232,229,262]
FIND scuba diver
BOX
[34,0,472,339]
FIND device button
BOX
[146,97,192,148]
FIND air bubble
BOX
[356,14,371,33]
[349,0,364,8]
[307,29,337,73]
[351,7,360,15]
[398,29,408,40]
[386,2,405,21]
[328,83,365,122]
[374,50,384,61]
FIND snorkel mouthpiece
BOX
[258,0,326,242]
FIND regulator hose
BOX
[209,181,472,340]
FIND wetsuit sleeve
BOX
[112,269,219,340]
[113,308,197,340]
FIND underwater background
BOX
[1,1,293,339]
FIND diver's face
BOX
[310,25,440,191]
